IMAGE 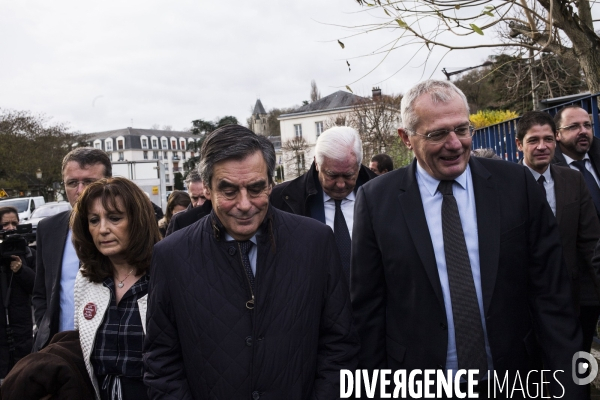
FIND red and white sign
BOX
[83,303,97,320]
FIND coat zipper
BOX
[237,242,255,310]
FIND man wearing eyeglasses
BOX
[352,80,584,398]
[32,147,112,352]
[552,105,600,219]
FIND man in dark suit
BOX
[553,105,600,219]
[270,126,376,281]
[352,80,584,398]
[32,148,112,351]
[164,169,211,236]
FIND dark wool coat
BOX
[1,330,95,400]
[144,206,359,400]
[0,247,35,378]
[270,161,376,219]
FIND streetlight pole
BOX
[35,168,43,199]
[442,61,493,80]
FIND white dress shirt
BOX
[415,162,493,373]
[523,163,556,215]
[323,191,355,239]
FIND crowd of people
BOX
[0,79,599,399]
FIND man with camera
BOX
[0,206,36,380]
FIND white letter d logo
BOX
[572,351,598,385]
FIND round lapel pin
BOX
[83,303,97,320]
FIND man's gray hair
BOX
[185,168,202,185]
[62,147,112,178]
[315,126,362,166]
[198,124,276,188]
[400,80,470,133]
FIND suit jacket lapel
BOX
[49,211,72,325]
[469,158,500,314]
[551,165,567,224]
[398,160,445,307]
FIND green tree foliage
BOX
[0,109,79,199]
[185,115,239,174]
[265,107,297,137]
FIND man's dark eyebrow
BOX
[247,180,267,190]
[217,180,238,191]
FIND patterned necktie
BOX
[237,240,255,291]
[438,180,488,375]
[571,160,600,216]
[537,175,547,199]
[334,199,351,282]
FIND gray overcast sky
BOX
[0,1,492,133]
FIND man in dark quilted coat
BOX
[143,124,359,400]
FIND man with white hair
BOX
[270,126,376,282]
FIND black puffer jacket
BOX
[144,206,359,399]
[0,247,36,378]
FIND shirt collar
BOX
[523,162,552,182]
[416,161,470,197]
[562,152,590,165]
[323,190,356,203]
[225,233,258,245]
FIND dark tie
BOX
[571,160,600,216]
[237,240,255,291]
[438,180,488,375]
[334,199,351,282]
[537,175,547,199]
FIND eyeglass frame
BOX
[405,124,475,144]
[61,179,99,189]
[557,122,594,132]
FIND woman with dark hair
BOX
[70,177,161,400]
[158,190,191,237]
[0,206,35,379]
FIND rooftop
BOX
[280,90,366,118]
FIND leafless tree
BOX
[281,137,312,177]
[310,80,321,103]
[347,0,600,93]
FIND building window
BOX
[141,138,148,149]
[171,140,177,149]
[153,151,159,159]
[152,138,158,149]
[180,140,186,150]
[315,121,323,137]
[294,124,302,138]
[296,153,305,172]
[182,152,186,160]
[173,163,179,172]
[118,152,124,161]
[143,151,148,160]
[105,140,113,152]
[165,174,170,184]
[173,151,179,160]
[163,151,168,159]
[94,142,101,149]
[108,153,112,161]
[117,139,124,150]
[161,139,168,149]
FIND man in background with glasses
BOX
[553,105,600,220]
[32,147,111,352]
[352,80,584,398]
